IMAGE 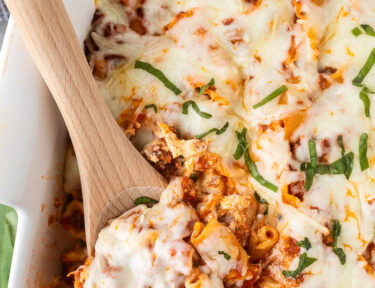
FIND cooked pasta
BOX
[58,0,375,287]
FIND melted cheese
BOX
[82,179,198,288]
[77,0,375,286]
[80,178,253,288]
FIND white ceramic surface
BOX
[0,1,94,287]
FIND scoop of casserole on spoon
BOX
[5,0,167,255]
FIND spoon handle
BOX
[5,0,166,253]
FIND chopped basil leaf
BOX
[304,140,317,191]
[195,122,229,140]
[215,122,229,135]
[195,128,218,140]
[352,27,363,37]
[244,146,278,192]
[135,60,182,95]
[337,135,345,156]
[352,25,375,37]
[301,163,331,175]
[134,196,158,205]
[234,129,278,192]
[254,192,268,204]
[309,140,318,167]
[253,85,288,109]
[297,237,312,251]
[145,104,157,113]
[282,252,317,279]
[233,128,248,160]
[359,133,369,171]
[331,220,346,265]
[190,172,199,182]
[352,48,375,87]
[301,152,354,180]
[333,247,346,265]
[331,219,341,243]
[182,101,212,119]
[330,152,354,179]
[200,78,215,95]
[361,24,375,36]
[363,86,375,94]
[360,88,371,117]
[218,250,231,260]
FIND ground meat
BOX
[142,138,184,179]
[92,59,107,80]
[322,223,334,246]
[84,35,99,55]
[197,170,228,195]
[60,200,85,241]
[288,181,305,202]
[318,74,331,90]
[181,176,197,205]
[129,18,147,35]
[103,23,127,37]
[218,193,257,246]
[91,10,104,25]
[318,66,337,74]
[284,237,300,260]
[319,138,331,163]
[143,138,173,167]
[222,18,234,25]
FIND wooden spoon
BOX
[5,0,167,255]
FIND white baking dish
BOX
[0,1,94,287]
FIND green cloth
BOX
[0,204,17,288]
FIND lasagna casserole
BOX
[58,0,375,287]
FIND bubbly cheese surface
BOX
[74,0,375,287]
[82,179,198,288]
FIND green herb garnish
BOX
[304,140,317,191]
[254,192,268,204]
[145,104,158,113]
[352,48,375,87]
[330,152,354,179]
[363,86,375,94]
[330,220,346,265]
[253,85,288,109]
[337,135,345,156]
[301,152,354,180]
[352,24,375,37]
[352,27,362,37]
[361,25,375,36]
[134,196,158,205]
[182,101,212,119]
[359,133,369,171]
[297,237,312,251]
[218,250,231,260]
[233,128,248,160]
[282,252,317,279]
[200,78,215,95]
[195,122,229,140]
[360,88,371,117]
[233,128,278,192]
[135,60,182,95]
[333,247,346,265]
[244,145,278,192]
